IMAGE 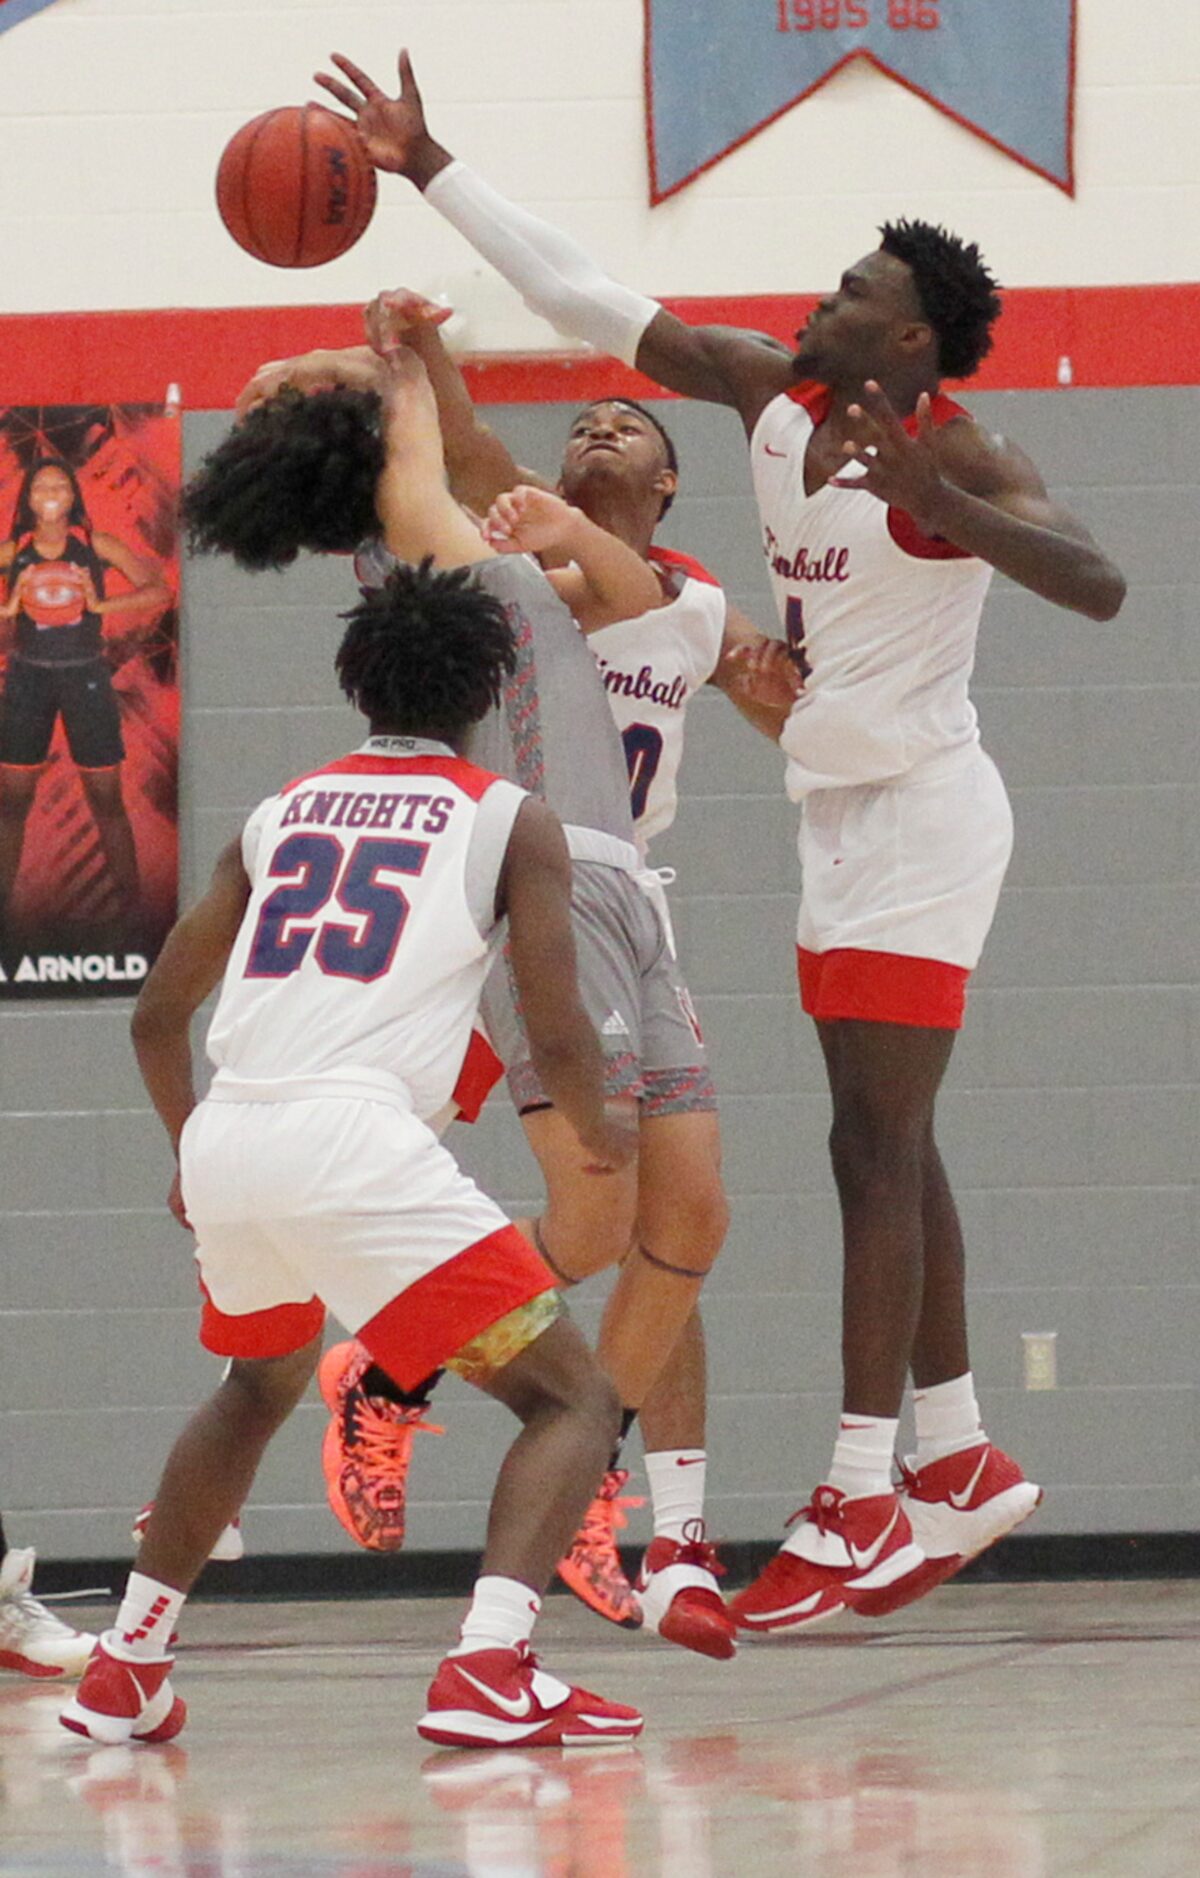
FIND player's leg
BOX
[77,766,139,914]
[420,1307,643,1748]
[0,1506,96,1680]
[0,658,55,909]
[899,1136,1042,1590]
[607,1105,735,1658]
[267,1097,641,1749]
[66,664,139,913]
[730,1012,944,1633]
[0,766,41,911]
[516,1099,646,1626]
[132,1341,322,1590]
[61,1334,321,1745]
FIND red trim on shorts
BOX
[797,945,968,1031]
[356,1226,556,1391]
[451,1027,505,1125]
[198,1280,324,1360]
[280,755,502,802]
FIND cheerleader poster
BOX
[0,404,180,1000]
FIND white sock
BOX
[913,1373,986,1467]
[825,1415,899,1501]
[113,1571,184,1659]
[451,1575,541,1657]
[644,1450,707,1541]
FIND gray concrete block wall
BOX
[0,389,1195,1560]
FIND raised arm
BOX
[481,484,662,630]
[834,385,1127,621]
[314,49,795,431]
[376,289,546,514]
[500,797,636,1173]
[371,343,497,570]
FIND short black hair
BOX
[879,219,1002,380]
[336,557,516,744]
[569,397,680,516]
[182,388,385,571]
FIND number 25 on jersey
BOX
[246,833,429,983]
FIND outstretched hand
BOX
[482,485,581,557]
[726,637,804,711]
[234,348,386,421]
[831,382,946,532]
[363,288,454,358]
[314,48,445,184]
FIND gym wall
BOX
[0,0,1195,1559]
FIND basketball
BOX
[215,104,377,268]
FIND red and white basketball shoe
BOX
[635,1521,737,1661]
[729,1486,926,1634]
[862,1444,1043,1609]
[132,1505,243,1564]
[556,1469,644,1629]
[319,1340,443,1552]
[418,1643,644,1749]
[0,1547,96,1679]
[60,1635,186,1746]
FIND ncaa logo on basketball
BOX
[323,147,349,225]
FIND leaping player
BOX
[314,47,1127,1631]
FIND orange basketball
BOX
[216,104,377,268]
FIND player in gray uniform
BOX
[188,332,734,1655]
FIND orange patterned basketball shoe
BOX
[556,1469,644,1629]
[319,1340,443,1552]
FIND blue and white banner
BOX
[0,0,61,34]
[645,1,1075,202]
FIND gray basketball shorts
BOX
[480,859,717,1118]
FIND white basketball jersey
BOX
[206,738,525,1121]
[751,385,993,800]
[588,547,726,852]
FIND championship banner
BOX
[0,1,62,34]
[645,1,1076,203]
[0,405,180,1000]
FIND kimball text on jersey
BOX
[0,952,148,985]
[763,528,851,585]
[595,662,688,710]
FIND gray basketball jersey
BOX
[355,543,634,843]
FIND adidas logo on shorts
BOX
[601,1010,630,1037]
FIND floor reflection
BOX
[3,1688,1047,1878]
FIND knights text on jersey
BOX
[751,385,994,799]
[204,738,525,1121]
[587,548,726,850]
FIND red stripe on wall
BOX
[1,286,1196,407]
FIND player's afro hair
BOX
[182,387,385,571]
[336,557,517,744]
[879,219,1002,380]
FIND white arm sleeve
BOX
[425,161,660,367]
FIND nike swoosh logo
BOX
[948,1450,990,1510]
[742,1590,834,1623]
[847,1506,899,1572]
[764,445,788,458]
[455,1667,533,1718]
[675,1456,705,1467]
